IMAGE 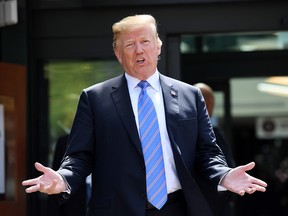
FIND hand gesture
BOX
[220,161,267,196]
[22,162,67,195]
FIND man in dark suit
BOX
[22,14,267,216]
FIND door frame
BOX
[0,62,27,216]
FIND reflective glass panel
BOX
[46,60,123,164]
[181,31,288,53]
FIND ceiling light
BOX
[257,77,288,97]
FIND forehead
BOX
[125,28,153,38]
[120,26,155,41]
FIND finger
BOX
[48,180,58,194]
[242,161,255,172]
[238,190,245,196]
[39,182,46,193]
[245,188,256,194]
[39,179,57,194]
[22,177,40,186]
[251,178,268,187]
[25,185,40,193]
[35,162,49,173]
[251,184,267,192]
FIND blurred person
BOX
[194,83,235,168]
[194,82,236,216]
[22,14,267,216]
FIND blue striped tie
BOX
[138,80,167,210]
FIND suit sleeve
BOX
[194,87,231,186]
[58,90,94,195]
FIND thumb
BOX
[242,161,255,172]
[34,162,49,173]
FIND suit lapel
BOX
[160,75,213,216]
[159,74,184,155]
[110,75,143,156]
[159,74,179,129]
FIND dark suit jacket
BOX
[196,126,236,216]
[58,73,230,216]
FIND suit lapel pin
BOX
[170,89,177,98]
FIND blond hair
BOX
[112,14,162,48]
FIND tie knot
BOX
[138,80,149,90]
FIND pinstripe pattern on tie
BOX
[138,80,167,210]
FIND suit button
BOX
[140,164,145,170]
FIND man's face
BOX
[114,25,161,80]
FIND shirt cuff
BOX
[217,171,230,191]
[58,172,71,195]
[217,184,227,191]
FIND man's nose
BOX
[136,43,144,54]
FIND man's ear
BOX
[157,46,161,56]
[114,49,122,64]
[157,41,162,56]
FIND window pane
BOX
[181,31,288,53]
[0,96,15,201]
[230,77,288,117]
[46,60,123,163]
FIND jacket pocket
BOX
[178,118,197,126]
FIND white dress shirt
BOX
[125,71,182,194]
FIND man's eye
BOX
[125,43,133,48]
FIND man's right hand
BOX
[22,162,67,195]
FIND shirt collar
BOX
[125,70,161,92]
